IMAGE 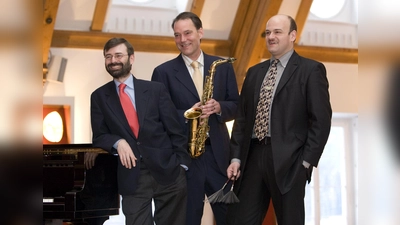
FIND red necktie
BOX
[119,83,139,137]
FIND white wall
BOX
[325,62,358,113]
[44,48,358,143]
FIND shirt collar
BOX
[271,49,294,68]
[114,74,134,89]
[182,51,204,68]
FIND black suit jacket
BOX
[151,53,239,175]
[90,76,191,195]
[230,51,332,194]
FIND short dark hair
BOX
[287,15,297,34]
[103,37,134,56]
[171,12,202,30]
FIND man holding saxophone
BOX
[151,12,239,225]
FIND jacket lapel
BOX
[105,81,135,138]
[172,54,200,99]
[275,51,299,96]
[133,77,149,137]
[253,60,270,107]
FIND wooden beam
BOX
[263,45,358,64]
[43,0,60,64]
[51,30,357,63]
[295,0,313,41]
[229,0,250,48]
[190,0,206,17]
[51,30,231,56]
[230,0,283,90]
[91,0,110,31]
[43,0,60,85]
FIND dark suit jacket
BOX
[151,53,239,175]
[90,76,191,195]
[230,51,332,194]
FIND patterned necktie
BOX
[119,83,139,137]
[254,59,279,140]
[191,61,203,97]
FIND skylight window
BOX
[310,0,346,19]
[128,0,154,3]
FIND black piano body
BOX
[43,144,120,225]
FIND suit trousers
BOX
[227,142,307,225]
[122,162,187,225]
[186,144,229,225]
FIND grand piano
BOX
[43,144,120,225]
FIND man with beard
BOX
[90,37,191,225]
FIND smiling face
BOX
[173,18,203,60]
[265,15,297,59]
[104,43,134,80]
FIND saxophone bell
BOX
[184,107,202,119]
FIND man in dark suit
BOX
[90,37,191,225]
[151,12,239,225]
[226,15,332,225]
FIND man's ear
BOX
[290,30,297,42]
[198,27,204,39]
[129,54,135,64]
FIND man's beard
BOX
[105,60,132,79]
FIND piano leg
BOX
[44,219,62,225]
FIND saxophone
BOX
[184,57,236,158]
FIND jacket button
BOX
[137,142,140,145]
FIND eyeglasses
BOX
[104,53,129,60]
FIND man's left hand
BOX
[201,98,220,118]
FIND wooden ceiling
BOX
[43,0,358,88]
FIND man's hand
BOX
[227,162,241,180]
[117,139,137,169]
[191,102,202,109]
[201,98,220,117]
[84,152,99,170]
